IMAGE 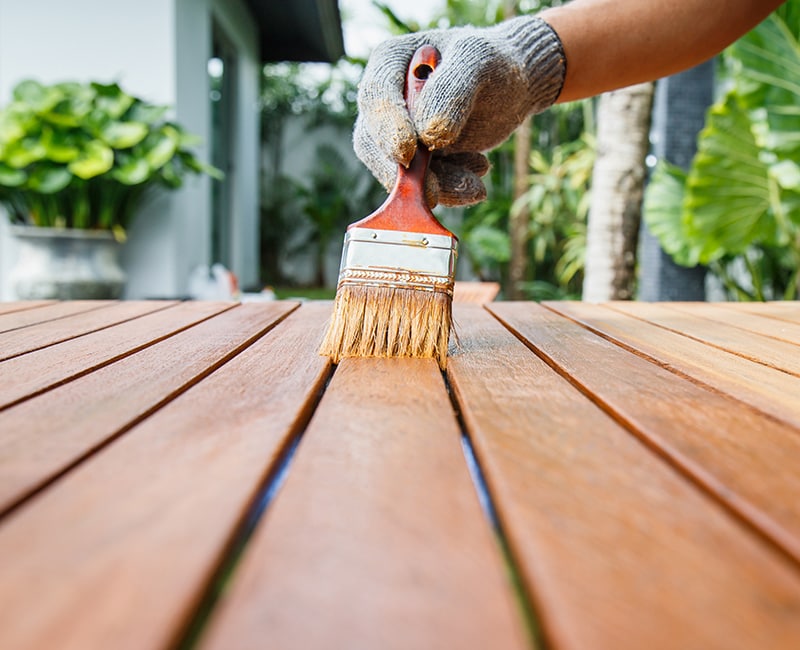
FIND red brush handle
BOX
[349,45,454,237]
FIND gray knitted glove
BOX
[354,16,566,207]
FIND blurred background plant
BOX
[259,58,383,292]
[260,0,794,302]
[0,79,220,238]
[644,0,800,300]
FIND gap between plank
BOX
[0,303,239,414]
[541,302,797,432]
[602,302,800,379]
[0,301,178,362]
[172,363,336,650]
[0,304,300,520]
[444,373,546,650]
[489,305,800,572]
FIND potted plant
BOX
[0,79,221,299]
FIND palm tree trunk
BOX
[582,82,655,301]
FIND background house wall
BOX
[0,0,260,298]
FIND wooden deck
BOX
[1,299,799,649]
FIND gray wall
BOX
[0,0,260,299]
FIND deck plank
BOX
[0,303,331,650]
[491,302,800,564]
[722,300,800,324]
[0,301,234,410]
[608,301,800,376]
[198,356,527,650]
[0,300,175,361]
[0,302,297,515]
[664,301,800,346]
[0,301,54,316]
[547,301,800,429]
[0,300,113,333]
[450,304,800,650]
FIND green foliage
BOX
[458,126,593,298]
[513,134,595,299]
[259,57,374,287]
[295,144,386,286]
[0,79,220,234]
[643,3,800,299]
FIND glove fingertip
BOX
[430,160,487,207]
[418,113,461,152]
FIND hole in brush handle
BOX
[405,45,441,118]
[414,63,434,80]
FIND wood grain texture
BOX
[198,356,527,650]
[0,301,54,316]
[547,301,800,429]
[453,281,501,304]
[721,300,800,324]
[664,301,800,345]
[0,300,174,361]
[0,303,332,650]
[0,302,297,514]
[490,302,800,565]
[608,301,800,376]
[0,301,233,410]
[0,300,112,333]
[449,304,800,650]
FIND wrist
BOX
[494,15,567,112]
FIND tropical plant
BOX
[511,133,595,299]
[0,79,220,237]
[644,2,800,300]
[295,144,385,288]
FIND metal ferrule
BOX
[337,227,457,295]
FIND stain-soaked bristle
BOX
[319,284,453,369]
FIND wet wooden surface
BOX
[1,299,799,650]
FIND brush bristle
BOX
[320,284,453,368]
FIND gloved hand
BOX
[354,16,566,207]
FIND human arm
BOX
[542,0,786,102]
[355,0,787,207]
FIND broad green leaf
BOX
[112,157,151,185]
[3,138,47,168]
[731,15,800,101]
[644,161,701,267]
[178,150,224,180]
[126,102,169,125]
[729,13,800,158]
[684,95,773,262]
[42,128,82,163]
[770,159,800,190]
[776,0,800,36]
[0,111,27,145]
[100,121,148,148]
[91,82,135,119]
[40,83,95,127]
[0,163,27,186]
[159,160,183,188]
[12,79,63,113]
[464,224,511,266]
[68,139,114,179]
[142,125,179,170]
[27,164,72,193]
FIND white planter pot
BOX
[10,226,126,300]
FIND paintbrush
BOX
[319,45,457,368]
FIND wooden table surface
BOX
[1,299,799,650]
